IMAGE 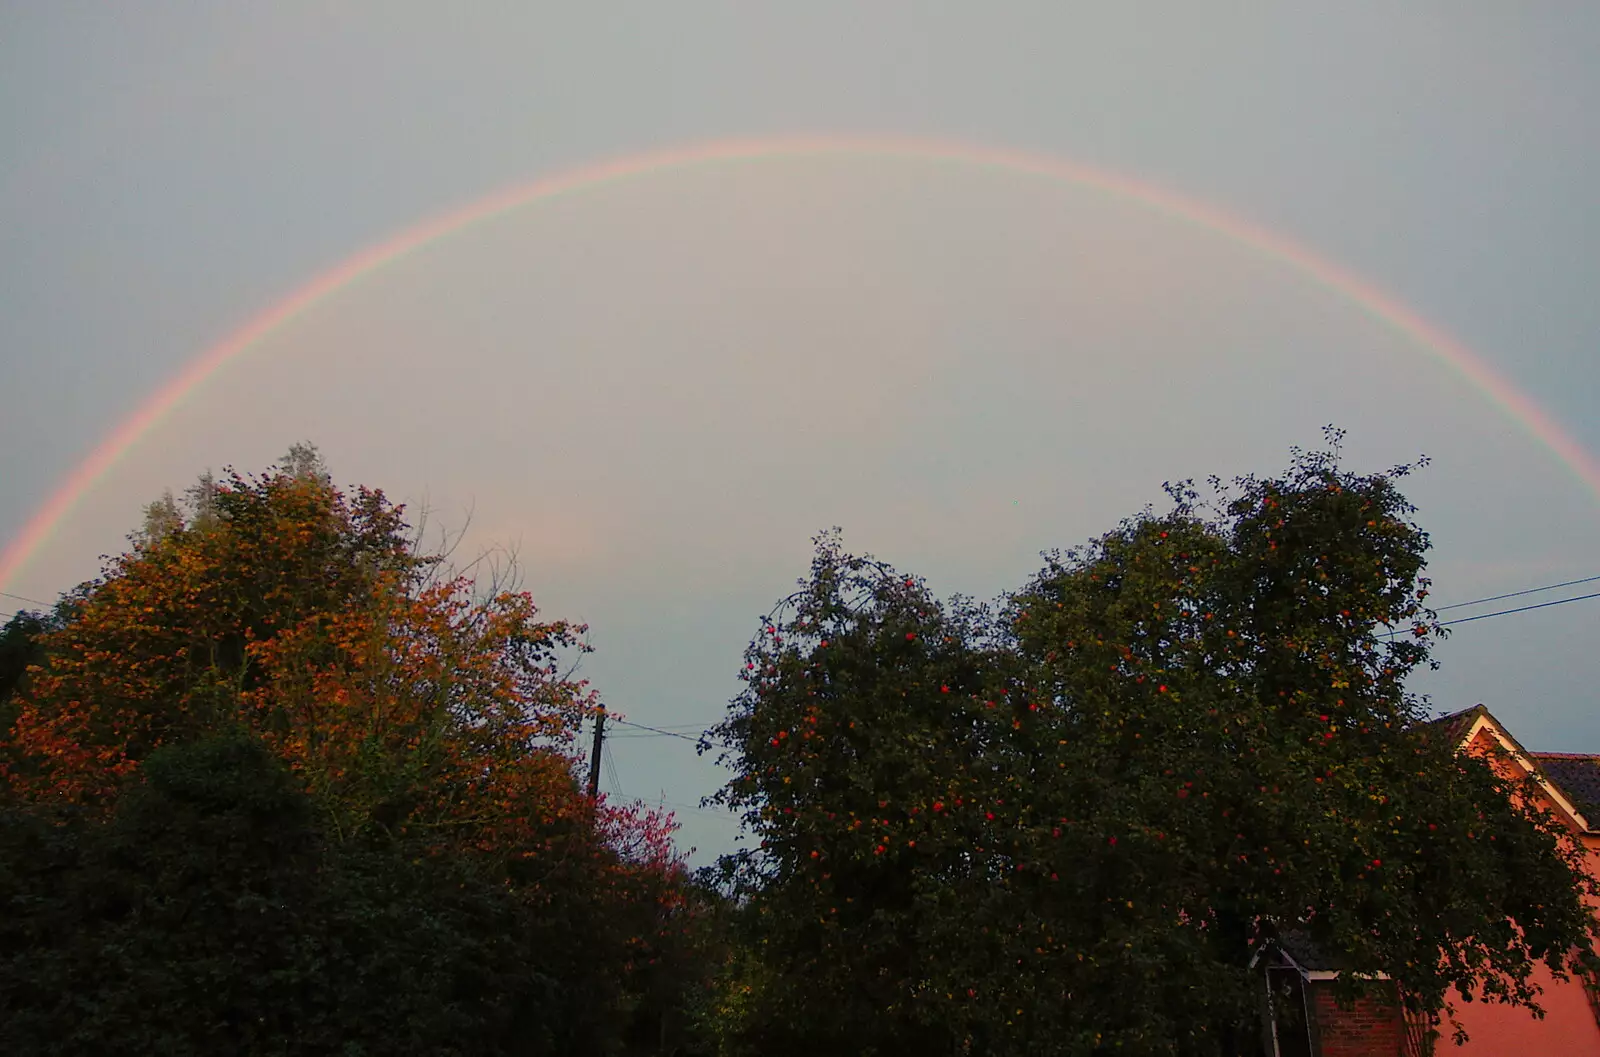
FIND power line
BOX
[662,803,739,823]
[611,728,708,739]
[608,717,706,743]
[607,794,738,822]
[0,589,52,608]
[605,718,713,730]
[1435,574,1600,613]
[1,606,51,624]
[1437,590,1600,628]
[609,728,714,740]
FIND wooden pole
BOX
[586,704,606,799]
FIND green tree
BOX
[0,609,55,707]
[709,439,1599,1056]
[0,733,572,1056]
[137,489,184,543]
[706,533,1002,1055]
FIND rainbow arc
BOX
[2,136,1594,593]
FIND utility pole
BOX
[586,704,606,799]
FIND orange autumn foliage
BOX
[5,464,679,880]
[9,471,422,803]
[0,456,719,1053]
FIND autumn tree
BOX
[1,448,701,1054]
[8,447,588,839]
[0,605,71,804]
[709,439,1599,1056]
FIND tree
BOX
[137,489,184,543]
[0,733,579,1056]
[8,454,590,841]
[0,606,68,802]
[706,532,1003,1055]
[2,450,703,1055]
[276,440,331,484]
[9,459,427,804]
[0,610,55,707]
[709,439,1600,1055]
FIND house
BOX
[1257,705,1600,1057]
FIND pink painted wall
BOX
[1442,959,1600,1055]
[1441,726,1600,1053]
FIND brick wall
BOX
[1310,984,1403,1057]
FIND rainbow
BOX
[3,134,1597,595]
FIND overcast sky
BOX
[3,4,1597,861]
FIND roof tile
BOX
[1530,753,1600,819]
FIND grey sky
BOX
[2,4,1597,862]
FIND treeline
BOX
[0,448,713,1056]
[2,438,1596,1056]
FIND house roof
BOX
[1263,931,1391,982]
[1530,754,1600,819]
[1428,704,1488,746]
[1428,704,1595,834]
[1275,930,1340,972]
[1263,706,1599,985]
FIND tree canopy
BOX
[706,439,1599,1056]
[0,734,569,1055]
[4,438,1594,1055]
[0,448,703,1056]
